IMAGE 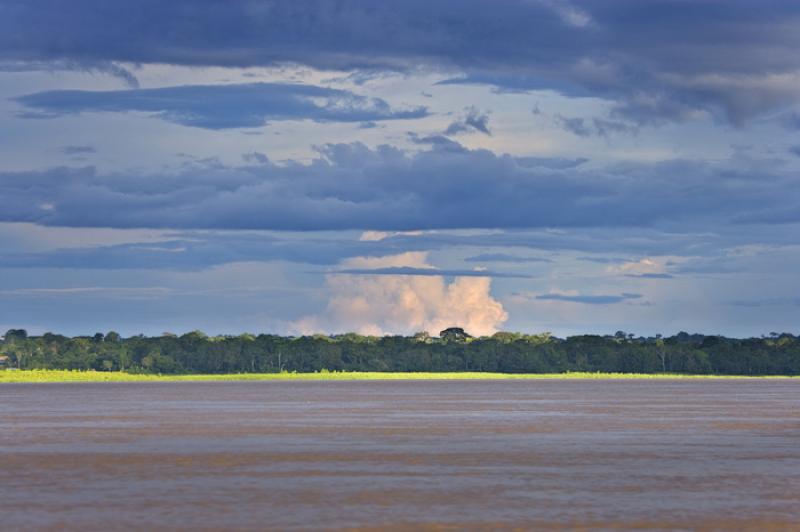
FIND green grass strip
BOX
[1,369,797,383]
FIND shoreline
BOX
[1,370,797,383]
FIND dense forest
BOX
[2,327,799,375]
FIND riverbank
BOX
[0,369,796,383]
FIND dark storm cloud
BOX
[535,292,642,305]
[0,233,373,270]
[0,59,140,87]
[556,116,594,137]
[61,145,96,155]
[2,222,798,273]
[556,115,637,137]
[0,230,539,273]
[514,157,588,170]
[444,107,491,136]
[577,256,628,264]
[464,254,552,264]
[406,133,467,152]
[624,273,674,279]
[329,266,530,278]
[14,83,427,129]
[3,1,800,123]
[242,152,269,165]
[1,141,798,231]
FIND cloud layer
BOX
[2,141,798,231]
[2,1,799,338]
[15,83,427,129]
[4,1,800,123]
[535,292,642,305]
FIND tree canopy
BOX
[2,329,798,376]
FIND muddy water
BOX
[1,380,799,531]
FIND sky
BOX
[1,0,799,338]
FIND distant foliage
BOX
[1,329,798,375]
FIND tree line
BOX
[1,328,799,375]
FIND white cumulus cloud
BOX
[293,252,507,336]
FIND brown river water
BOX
[1,379,799,531]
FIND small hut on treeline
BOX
[439,327,472,342]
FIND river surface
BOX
[1,379,799,530]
